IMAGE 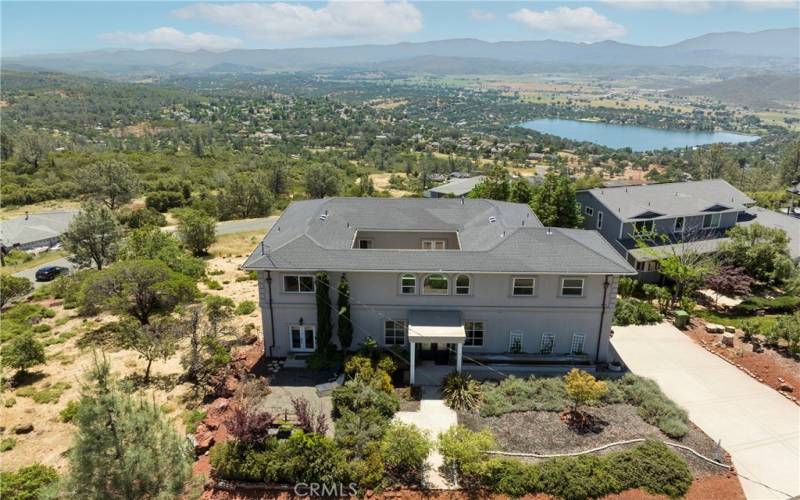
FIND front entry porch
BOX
[408,310,465,385]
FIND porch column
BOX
[456,342,463,373]
[409,341,416,385]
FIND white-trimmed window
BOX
[540,333,555,354]
[455,274,471,295]
[289,325,316,352]
[571,333,586,354]
[400,274,417,295]
[283,275,315,293]
[422,239,446,250]
[512,277,535,296]
[596,211,604,229]
[465,321,484,347]
[703,213,721,229]
[384,320,406,346]
[633,220,654,236]
[585,206,594,217]
[673,217,685,233]
[357,238,373,249]
[509,331,524,353]
[423,274,449,295]
[561,277,585,297]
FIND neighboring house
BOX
[243,198,635,383]
[576,180,800,281]
[0,211,78,252]
[424,176,485,198]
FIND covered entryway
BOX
[408,310,465,385]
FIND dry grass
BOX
[209,230,264,258]
[0,200,82,220]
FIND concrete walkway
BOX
[395,386,457,489]
[612,323,800,500]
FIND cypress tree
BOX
[315,271,332,351]
[337,274,353,351]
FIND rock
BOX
[725,325,736,333]
[206,398,230,420]
[779,382,794,393]
[706,323,724,333]
[13,423,34,434]
[722,332,735,347]
[194,424,216,455]
[240,334,258,345]
[752,343,764,353]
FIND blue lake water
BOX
[519,118,759,152]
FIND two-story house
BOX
[576,179,800,281]
[242,197,635,383]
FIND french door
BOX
[289,325,316,352]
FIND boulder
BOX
[779,382,794,393]
[724,325,736,333]
[13,423,34,434]
[194,424,216,455]
[722,332,735,347]
[705,323,724,333]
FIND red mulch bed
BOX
[683,318,800,404]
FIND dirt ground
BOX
[368,173,414,197]
[683,318,800,400]
[0,255,261,473]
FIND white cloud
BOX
[600,1,714,14]
[100,27,241,50]
[468,8,496,21]
[735,0,799,9]
[172,1,423,42]
[509,7,627,42]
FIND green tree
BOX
[267,164,289,195]
[217,172,274,220]
[1,332,46,376]
[779,140,800,185]
[564,368,608,415]
[118,316,180,383]
[471,165,510,201]
[0,131,14,161]
[0,464,59,500]
[86,259,197,326]
[508,176,533,204]
[118,225,205,279]
[61,202,123,270]
[718,224,795,284]
[204,295,235,336]
[15,130,52,170]
[337,274,353,351]
[694,144,737,180]
[304,164,340,198]
[63,356,193,499]
[530,171,582,228]
[315,272,333,351]
[0,275,33,308]
[176,208,216,257]
[77,160,139,211]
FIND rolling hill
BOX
[670,74,800,108]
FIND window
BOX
[540,333,555,354]
[512,277,535,296]
[384,320,406,346]
[635,260,646,271]
[289,325,315,352]
[422,239,446,250]
[561,278,585,297]
[357,239,373,249]
[465,321,484,347]
[703,213,721,229]
[596,211,604,229]
[509,331,524,353]
[633,220,654,236]
[400,274,417,295]
[455,274,471,295]
[585,206,594,217]
[673,217,685,233]
[423,274,449,295]
[571,334,585,354]
[283,275,315,293]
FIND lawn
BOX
[0,250,68,276]
[693,308,781,331]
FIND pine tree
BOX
[337,274,353,351]
[64,356,192,499]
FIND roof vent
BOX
[488,216,497,224]
[319,213,328,222]
[501,231,505,238]
[546,227,553,235]
[522,220,525,227]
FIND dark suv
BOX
[35,265,69,281]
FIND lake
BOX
[519,118,759,151]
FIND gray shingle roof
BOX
[243,198,635,275]
[426,176,485,196]
[739,207,800,259]
[0,211,78,247]
[581,180,754,221]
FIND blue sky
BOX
[2,1,798,56]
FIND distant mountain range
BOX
[3,28,798,77]
[670,73,800,108]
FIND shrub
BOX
[380,422,431,485]
[334,407,390,456]
[441,371,483,411]
[209,440,280,483]
[564,368,608,413]
[332,380,399,418]
[734,295,800,315]
[279,431,352,484]
[617,277,638,298]
[181,409,207,433]
[204,279,222,290]
[615,374,689,438]
[537,454,621,499]
[480,375,568,416]
[0,437,16,452]
[60,400,81,423]
[344,354,395,393]
[146,191,184,212]
[32,324,52,333]
[437,425,496,486]
[1,332,46,375]
[4,397,16,408]
[224,401,275,445]
[0,464,59,500]
[614,298,663,326]
[235,300,256,315]
[306,344,344,371]
[478,459,540,497]
[16,381,71,404]
[291,396,329,435]
[606,440,692,498]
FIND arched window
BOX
[400,274,416,294]
[423,274,449,295]
[455,274,471,295]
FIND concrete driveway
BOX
[612,323,800,500]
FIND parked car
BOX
[35,265,69,281]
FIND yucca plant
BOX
[441,371,483,412]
